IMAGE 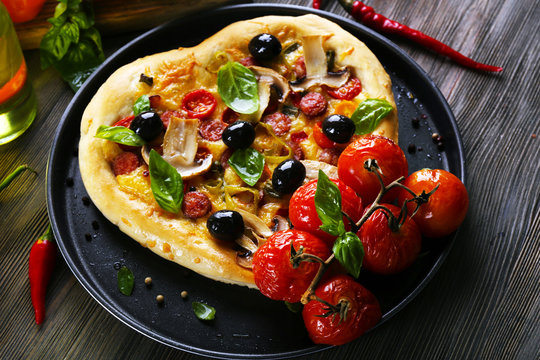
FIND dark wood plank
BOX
[1,0,538,359]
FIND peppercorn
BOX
[144,277,152,286]
[181,290,188,299]
[156,294,164,304]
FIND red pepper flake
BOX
[29,225,57,324]
[347,1,503,72]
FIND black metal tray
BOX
[47,4,465,359]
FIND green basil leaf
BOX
[133,95,151,115]
[40,24,72,62]
[70,10,93,29]
[351,99,394,135]
[117,266,134,296]
[315,170,346,236]
[217,62,259,114]
[149,149,184,213]
[332,232,364,278]
[95,125,145,146]
[228,148,265,186]
[192,302,216,321]
[284,301,303,313]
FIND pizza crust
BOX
[79,14,397,287]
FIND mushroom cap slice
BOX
[141,116,213,179]
[301,160,339,181]
[290,34,350,92]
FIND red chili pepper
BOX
[29,224,56,325]
[338,0,503,72]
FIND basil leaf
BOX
[117,266,134,296]
[314,170,346,236]
[149,149,183,213]
[284,301,303,313]
[351,99,394,135]
[133,95,150,115]
[95,125,145,146]
[192,302,216,321]
[217,62,259,114]
[332,232,364,278]
[228,148,265,186]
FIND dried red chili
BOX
[29,224,57,325]
[337,0,503,72]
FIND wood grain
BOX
[1,0,539,359]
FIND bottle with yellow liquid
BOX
[0,2,37,145]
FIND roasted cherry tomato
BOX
[313,121,337,149]
[326,77,362,100]
[302,274,381,345]
[338,135,408,204]
[289,179,363,247]
[252,229,331,303]
[397,168,469,238]
[358,204,421,274]
[181,89,217,119]
[2,0,46,23]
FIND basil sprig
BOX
[314,170,364,278]
[228,148,265,186]
[192,302,216,321]
[117,266,134,296]
[149,149,183,213]
[217,62,259,114]
[133,95,150,115]
[40,0,105,91]
[314,171,346,236]
[351,99,394,135]
[95,125,145,146]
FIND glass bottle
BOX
[0,2,37,145]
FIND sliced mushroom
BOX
[241,66,291,122]
[234,208,274,269]
[141,116,213,179]
[290,35,350,92]
[301,160,339,181]
[271,215,290,232]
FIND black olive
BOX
[222,121,256,149]
[248,33,282,62]
[207,210,244,242]
[322,114,355,144]
[272,159,306,195]
[130,111,163,142]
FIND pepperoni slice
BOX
[149,94,161,109]
[200,119,227,141]
[160,110,184,129]
[262,112,291,136]
[290,131,308,143]
[182,89,217,119]
[182,191,212,219]
[293,56,306,79]
[112,152,140,176]
[221,107,239,124]
[289,141,305,160]
[220,148,233,169]
[327,77,362,100]
[318,147,342,166]
[239,56,258,67]
[312,121,336,149]
[299,92,327,116]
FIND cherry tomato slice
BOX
[327,77,362,100]
[302,274,381,345]
[313,121,337,149]
[181,89,217,119]
[397,168,469,238]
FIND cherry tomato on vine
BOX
[181,89,217,119]
[338,135,408,204]
[2,0,46,23]
[302,274,381,345]
[326,77,362,100]
[289,179,363,247]
[397,168,469,238]
[358,203,421,274]
[252,229,331,303]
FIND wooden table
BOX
[1,0,538,358]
